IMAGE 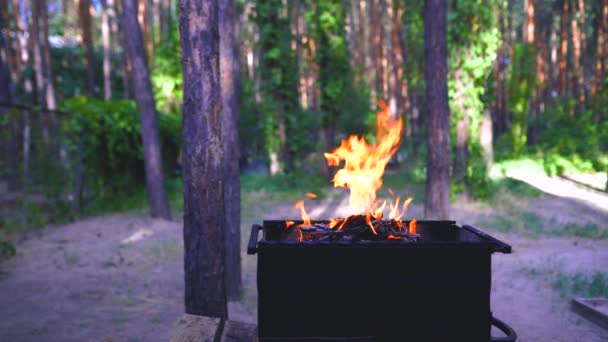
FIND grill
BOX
[248,220,517,341]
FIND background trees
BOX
[0,0,606,243]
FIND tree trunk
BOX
[219,0,242,302]
[138,0,153,64]
[570,0,583,108]
[102,0,113,100]
[179,0,228,318]
[423,0,450,220]
[2,1,16,84]
[31,0,46,107]
[558,0,569,96]
[118,0,132,99]
[592,0,607,96]
[453,68,470,198]
[389,0,404,119]
[79,0,96,96]
[523,0,535,44]
[480,109,493,177]
[0,3,18,191]
[159,0,170,38]
[41,0,56,110]
[123,0,171,220]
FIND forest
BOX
[0,0,607,341]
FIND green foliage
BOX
[491,177,542,198]
[0,240,16,258]
[539,99,607,174]
[152,21,183,114]
[60,97,181,204]
[502,43,537,156]
[447,0,501,199]
[553,272,608,298]
[241,171,328,201]
[254,0,299,159]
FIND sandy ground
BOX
[1,176,608,341]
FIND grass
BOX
[476,211,608,239]
[553,272,608,298]
[493,155,599,178]
[517,267,608,299]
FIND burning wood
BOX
[286,101,417,243]
[286,218,420,243]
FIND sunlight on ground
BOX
[121,228,156,244]
[508,171,608,213]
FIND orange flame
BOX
[294,200,312,226]
[324,100,403,214]
[365,213,378,235]
[285,220,295,230]
[409,219,417,235]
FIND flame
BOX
[324,100,403,214]
[294,200,312,226]
[365,213,378,235]
[285,220,295,230]
[409,219,417,235]
[306,192,318,199]
[328,218,340,228]
[336,216,349,231]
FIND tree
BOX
[78,0,96,96]
[558,0,569,96]
[423,0,450,219]
[0,0,18,192]
[102,0,113,100]
[31,0,46,107]
[41,0,56,110]
[122,0,171,220]
[219,0,242,301]
[179,0,227,318]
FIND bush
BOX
[60,97,181,204]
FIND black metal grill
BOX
[248,220,517,341]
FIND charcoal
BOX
[287,218,420,243]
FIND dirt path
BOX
[0,183,607,341]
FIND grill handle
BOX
[463,224,512,253]
[247,224,262,255]
[491,316,517,342]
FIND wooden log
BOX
[171,314,259,342]
[171,314,221,342]
[220,320,258,342]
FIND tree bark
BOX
[138,0,153,64]
[558,0,569,96]
[592,0,607,96]
[523,0,535,44]
[389,0,404,119]
[0,2,18,191]
[423,0,450,220]
[31,0,46,107]
[2,1,17,83]
[78,0,96,96]
[123,0,171,220]
[41,0,56,110]
[118,0,132,99]
[102,0,113,100]
[219,0,242,302]
[570,0,584,108]
[179,0,227,318]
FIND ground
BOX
[0,174,607,341]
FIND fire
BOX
[409,219,417,235]
[294,200,311,226]
[287,100,417,242]
[324,100,403,214]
